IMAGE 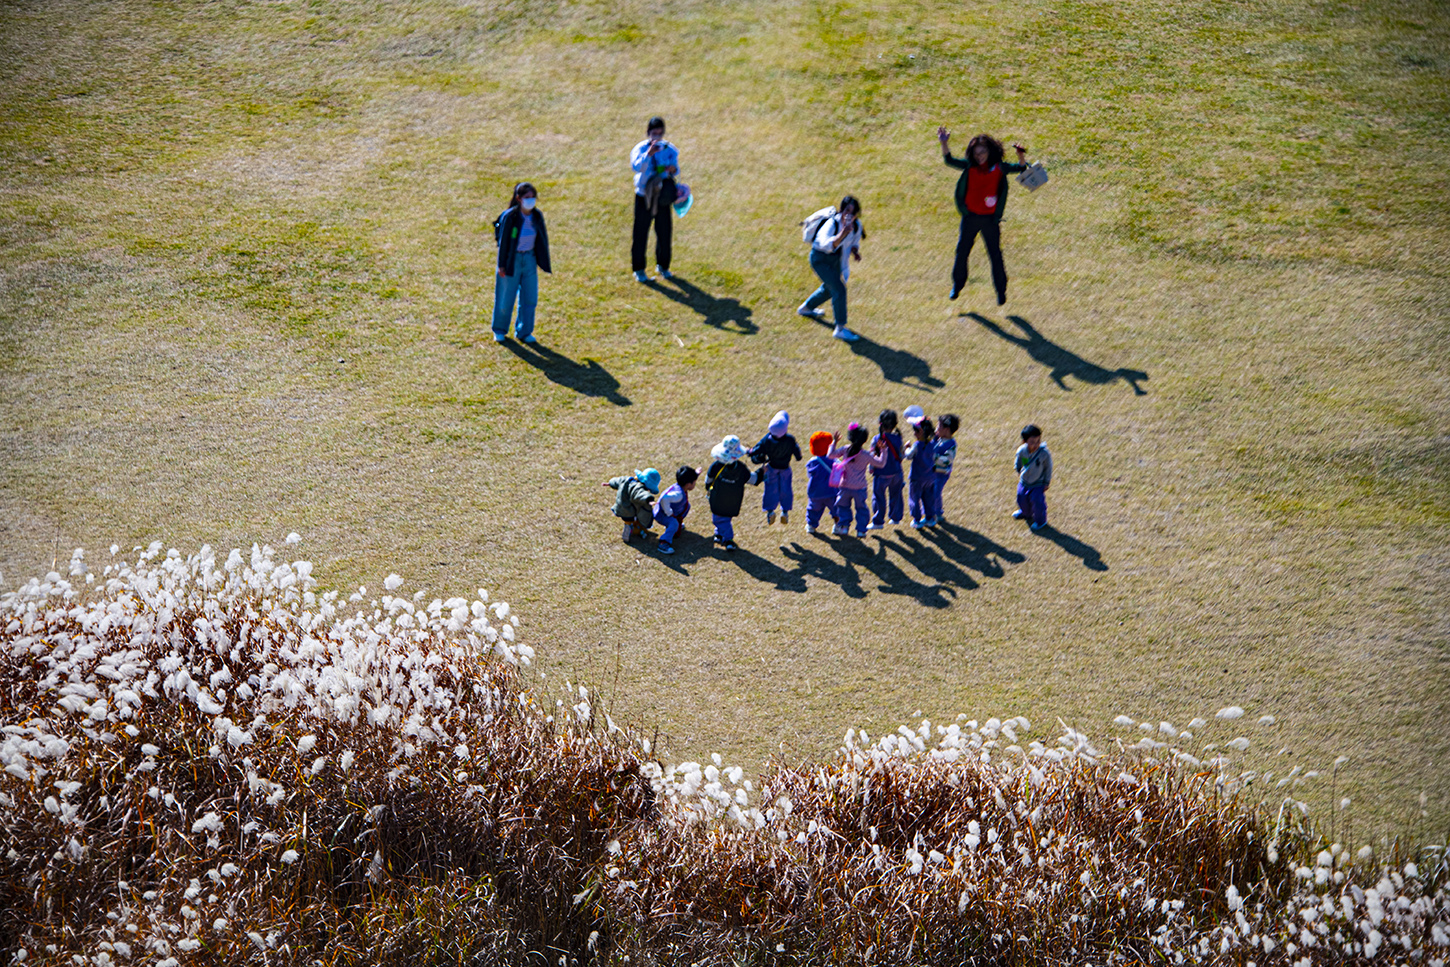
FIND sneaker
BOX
[622,523,634,542]
[889,518,902,526]
[866,522,883,531]
[1030,521,1045,531]
[806,525,818,534]
[658,542,675,556]
[713,534,726,545]
[911,519,924,529]
[520,334,537,344]
[493,332,507,343]
[766,512,777,525]
[633,270,650,283]
[1012,510,1025,519]
[922,518,938,527]
[659,267,673,280]
[723,539,738,552]
[832,524,848,536]
[833,326,860,342]
[780,511,789,525]
[797,305,826,320]
[949,287,960,300]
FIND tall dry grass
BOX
[1,544,1445,965]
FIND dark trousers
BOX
[952,213,1007,299]
[632,180,675,272]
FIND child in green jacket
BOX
[605,468,661,543]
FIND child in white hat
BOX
[705,435,763,551]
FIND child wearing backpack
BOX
[828,423,889,537]
[796,196,865,342]
[748,410,803,525]
[905,411,937,528]
[804,431,839,534]
[604,468,661,544]
[705,435,764,552]
[653,466,700,555]
[868,408,904,529]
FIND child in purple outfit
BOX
[905,413,937,528]
[653,465,699,555]
[804,431,839,534]
[828,423,889,537]
[929,413,960,525]
[868,408,904,529]
[748,410,803,525]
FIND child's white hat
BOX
[904,405,926,425]
[711,434,746,464]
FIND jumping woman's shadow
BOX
[966,313,1148,395]
[644,276,756,334]
[806,317,944,391]
[503,340,631,406]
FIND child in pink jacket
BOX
[827,423,889,536]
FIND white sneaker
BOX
[832,524,848,536]
[797,305,826,320]
[833,326,860,342]
[633,270,650,283]
[807,525,818,534]
[866,522,883,531]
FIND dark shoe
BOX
[949,287,960,300]
[1012,510,1025,520]
[996,291,1007,306]
[1030,521,1045,532]
[724,539,738,552]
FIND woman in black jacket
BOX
[492,182,552,343]
[938,128,1030,305]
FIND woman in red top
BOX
[938,127,1030,305]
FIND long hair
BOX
[508,182,537,211]
[966,133,1004,168]
[846,423,869,457]
[915,418,935,442]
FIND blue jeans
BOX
[871,473,903,526]
[835,486,868,533]
[762,467,794,513]
[804,248,847,330]
[492,250,538,339]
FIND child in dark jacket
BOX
[748,410,803,525]
[705,435,763,551]
[653,465,699,555]
[905,414,936,528]
[804,431,839,534]
[604,468,662,543]
[868,408,904,530]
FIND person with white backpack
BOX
[797,195,864,342]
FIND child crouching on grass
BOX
[804,430,839,534]
[653,465,699,556]
[1013,423,1052,531]
[706,435,763,552]
[605,468,661,544]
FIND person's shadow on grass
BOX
[502,340,631,406]
[833,535,956,608]
[719,543,808,592]
[966,313,1148,395]
[644,276,756,334]
[918,521,1026,578]
[779,540,867,598]
[1030,524,1108,571]
[806,317,943,391]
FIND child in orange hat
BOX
[803,431,839,534]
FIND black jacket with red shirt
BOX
[945,153,1028,221]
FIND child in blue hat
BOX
[604,468,661,543]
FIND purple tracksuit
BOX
[907,439,936,524]
[805,456,839,529]
[931,436,957,521]
[653,483,691,544]
[870,430,904,527]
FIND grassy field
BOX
[1,0,1447,838]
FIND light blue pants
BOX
[492,250,538,339]
[804,248,847,330]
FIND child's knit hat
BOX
[767,410,790,438]
[711,435,746,464]
[634,468,662,494]
[809,431,832,457]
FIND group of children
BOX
[606,410,1053,554]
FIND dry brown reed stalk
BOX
[2,546,1446,966]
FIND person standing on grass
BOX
[749,410,803,525]
[1013,423,1053,531]
[492,182,552,344]
[827,423,889,536]
[938,127,1030,305]
[797,195,865,342]
[630,116,680,282]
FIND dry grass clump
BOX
[1,544,1446,966]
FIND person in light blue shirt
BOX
[630,116,680,282]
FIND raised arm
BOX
[939,125,969,169]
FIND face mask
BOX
[520,197,536,211]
